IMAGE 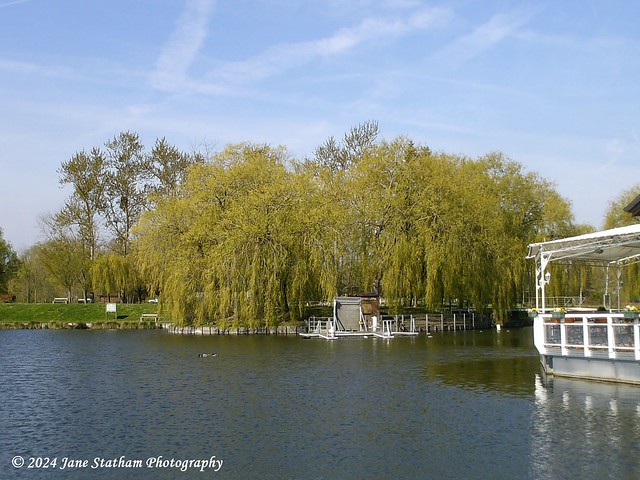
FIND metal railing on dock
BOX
[416,312,491,332]
[304,312,491,337]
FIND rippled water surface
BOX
[2,328,640,479]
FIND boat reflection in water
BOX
[532,374,640,479]
[422,328,640,479]
[421,327,540,396]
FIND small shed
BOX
[333,295,380,331]
[333,297,363,331]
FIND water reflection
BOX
[2,329,640,479]
[532,374,640,479]
[422,328,540,396]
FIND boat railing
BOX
[533,313,640,360]
[542,296,585,308]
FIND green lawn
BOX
[0,302,159,323]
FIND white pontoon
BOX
[527,224,640,384]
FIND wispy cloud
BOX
[434,9,535,68]
[0,0,31,7]
[0,55,148,93]
[0,57,77,79]
[197,6,452,91]
[151,0,216,91]
[516,28,640,60]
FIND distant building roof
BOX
[624,194,640,216]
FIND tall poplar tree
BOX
[57,147,105,261]
[101,131,150,257]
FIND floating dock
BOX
[301,297,418,340]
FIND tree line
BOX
[3,122,638,325]
[7,132,204,304]
[132,121,576,326]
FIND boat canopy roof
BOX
[527,224,640,266]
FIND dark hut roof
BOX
[624,194,640,217]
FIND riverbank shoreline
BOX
[0,320,162,330]
[0,319,305,334]
[164,323,304,335]
[0,302,497,333]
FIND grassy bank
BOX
[0,303,159,324]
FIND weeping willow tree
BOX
[302,128,572,322]
[347,137,429,309]
[134,124,577,325]
[301,121,382,297]
[134,143,322,327]
[92,253,141,302]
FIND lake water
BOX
[2,328,640,479]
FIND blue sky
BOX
[1,0,638,250]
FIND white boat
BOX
[527,224,640,384]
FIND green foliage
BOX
[34,237,86,301]
[57,147,105,260]
[148,137,204,200]
[135,143,321,326]
[0,228,20,294]
[92,253,142,302]
[601,184,640,305]
[28,124,585,325]
[101,131,149,256]
[9,246,53,303]
[134,128,576,326]
[603,184,640,229]
[39,132,202,302]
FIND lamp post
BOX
[616,266,623,312]
[540,270,551,313]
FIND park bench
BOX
[140,313,158,322]
[52,298,68,304]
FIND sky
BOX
[1,0,639,251]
